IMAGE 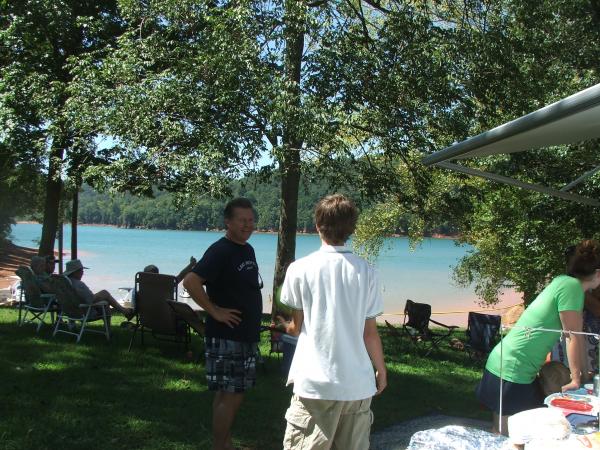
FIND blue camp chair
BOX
[465,312,501,361]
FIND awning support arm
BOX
[436,161,600,207]
[560,165,600,192]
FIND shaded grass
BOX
[0,309,488,449]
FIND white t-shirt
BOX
[280,244,384,401]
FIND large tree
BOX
[71,0,473,304]
[355,0,600,305]
[0,0,123,255]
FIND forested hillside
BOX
[77,176,342,232]
[76,179,457,235]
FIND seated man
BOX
[143,256,197,283]
[44,254,57,276]
[30,255,53,293]
[64,259,134,319]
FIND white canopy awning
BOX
[422,83,600,206]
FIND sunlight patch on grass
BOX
[125,417,155,432]
[163,377,203,392]
[33,361,69,371]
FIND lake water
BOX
[9,223,520,326]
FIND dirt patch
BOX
[0,242,38,290]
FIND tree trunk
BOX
[271,0,305,316]
[39,143,64,256]
[57,221,64,274]
[71,187,79,260]
[272,155,301,306]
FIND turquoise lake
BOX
[9,223,519,326]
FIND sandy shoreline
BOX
[0,243,38,290]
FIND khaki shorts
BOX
[283,395,373,450]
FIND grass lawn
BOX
[0,308,489,449]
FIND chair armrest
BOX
[80,301,108,307]
[429,318,458,329]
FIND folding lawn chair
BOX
[128,272,191,351]
[464,312,501,361]
[167,300,205,337]
[49,275,111,343]
[15,266,58,332]
[401,299,458,352]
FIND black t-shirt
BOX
[192,237,262,342]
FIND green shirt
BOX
[486,275,584,384]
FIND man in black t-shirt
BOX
[183,197,262,450]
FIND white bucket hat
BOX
[63,259,89,276]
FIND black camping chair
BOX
[464,312,501,361]
[166,300,205,337]
[128,272,191,352]
[401,299,458,352]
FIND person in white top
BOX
[278,194,386,450]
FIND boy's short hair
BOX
[224,197,255,220]
[314,194,358,244]
[538,361,570,397]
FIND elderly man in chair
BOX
[63,259,134,320]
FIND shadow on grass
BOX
[1,308,486,449]
[0,310,294,450]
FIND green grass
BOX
[0,309,489,449]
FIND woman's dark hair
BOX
[567,239,600,279]
[223,197,255,220]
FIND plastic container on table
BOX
[545,392,600,417]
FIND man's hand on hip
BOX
[213,306,242,328]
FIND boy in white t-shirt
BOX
[278,194,387,450]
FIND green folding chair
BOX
[15,266,57,332]
[49,275,111,343]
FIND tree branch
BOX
[361,0,392,15]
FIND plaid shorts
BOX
[205,338,258,393]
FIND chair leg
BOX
[184,325,191,352]
[128,325,138,352]
[36,312,45,333]
[77,308,92,344]
[17,290,24,325]
[76,321,85,343]
[36,303,52,333]
[53,312,63,337]
[102,307,111,341]
[20,309,29,327]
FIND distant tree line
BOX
[74,179,459,236]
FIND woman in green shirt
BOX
[476,239,600,434]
